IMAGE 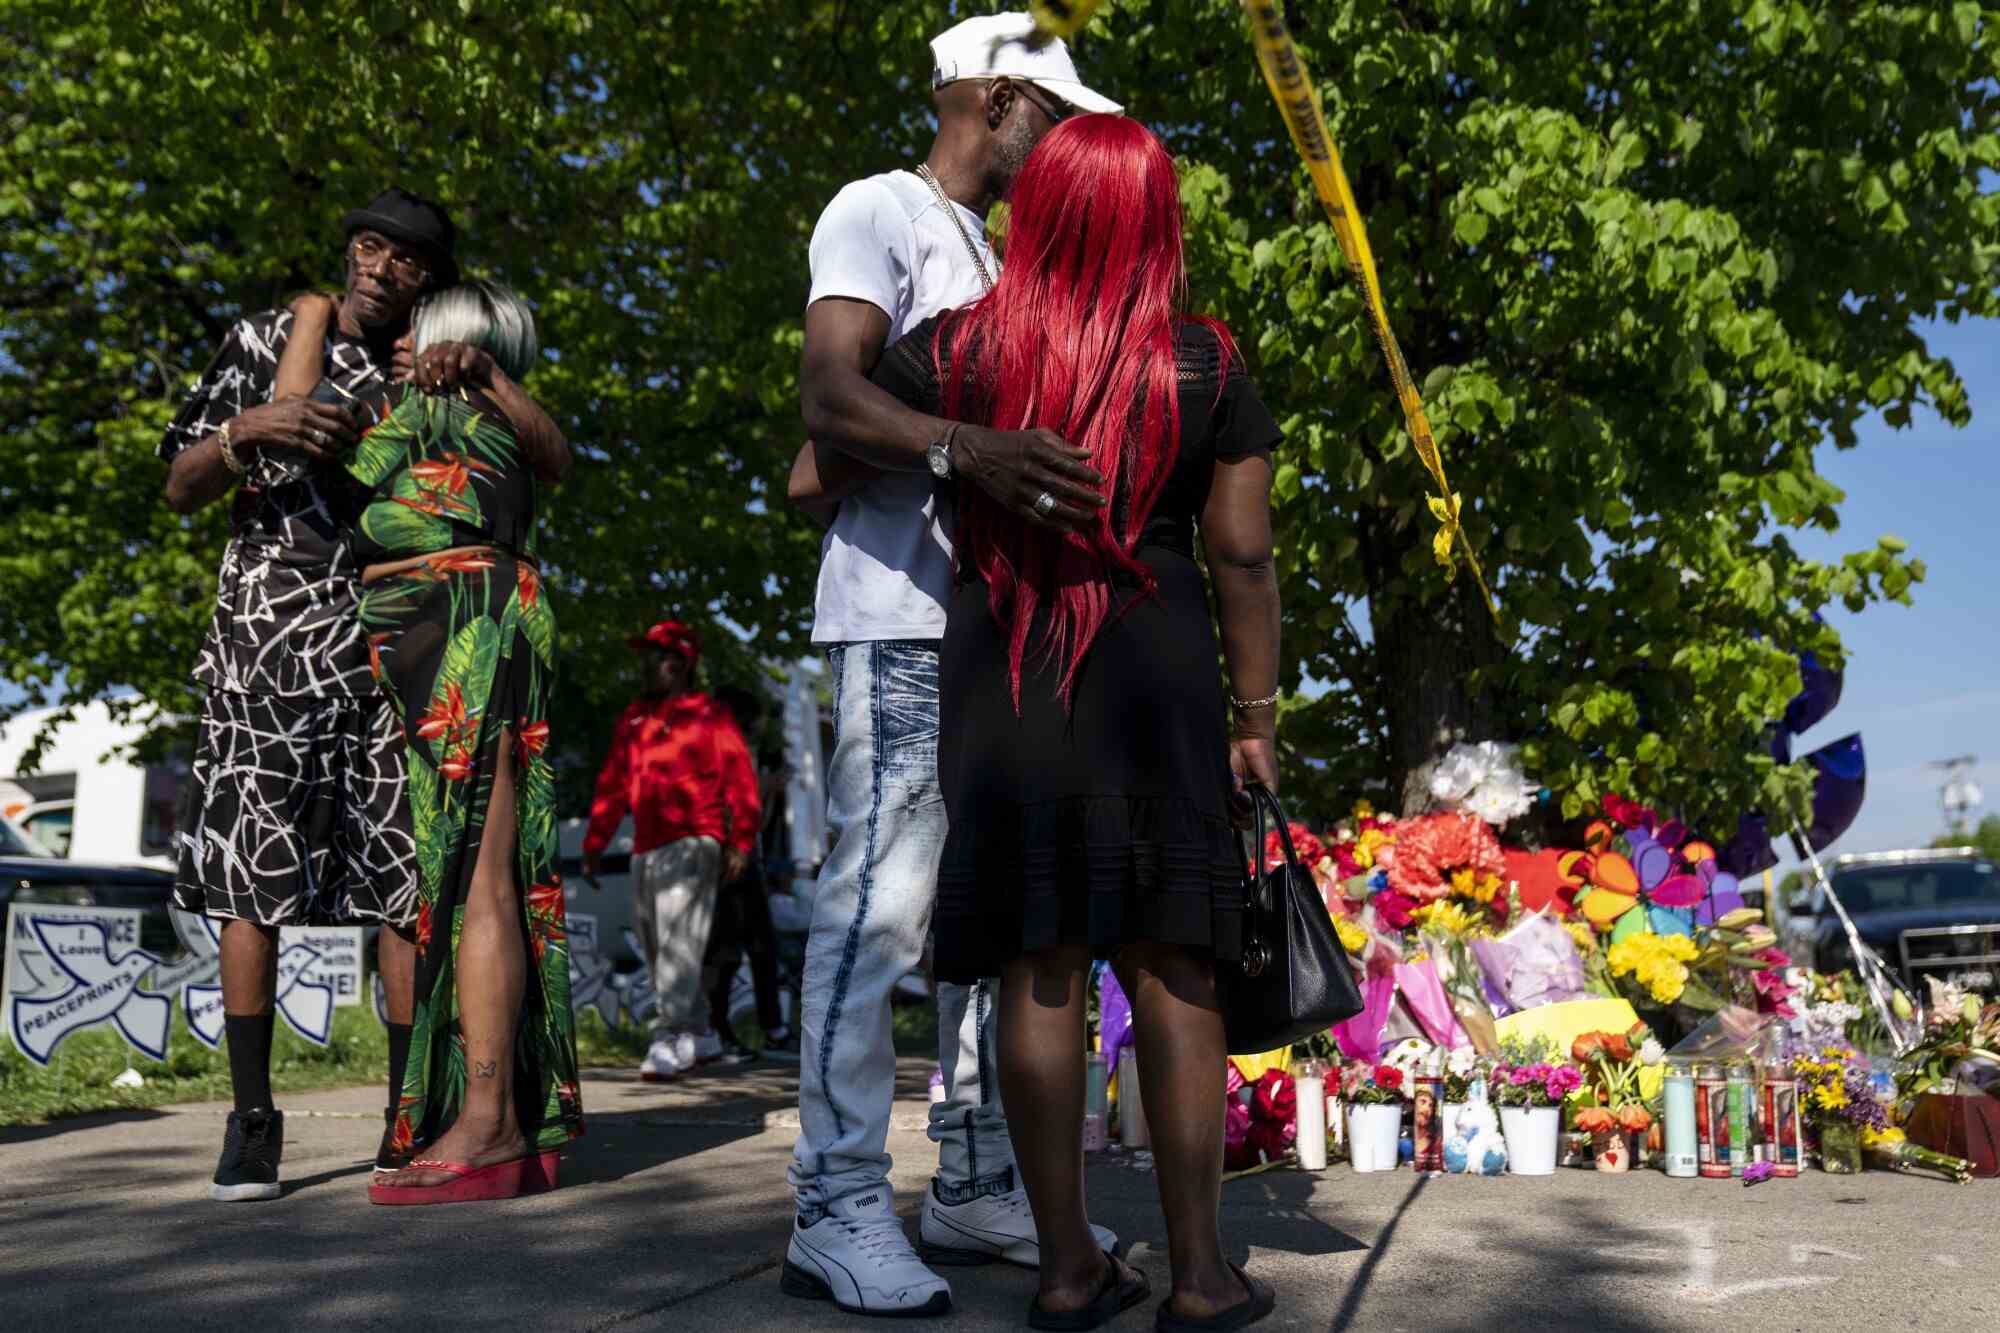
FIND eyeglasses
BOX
[348,232,430,287]
[1010,79,1075,126]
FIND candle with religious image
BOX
[1761,1063,1801,1177]
[1411,1061,1445,1174]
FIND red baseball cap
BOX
[627,619,700,667]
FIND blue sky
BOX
[1776,314,1999,859]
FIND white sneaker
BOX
[638,1038,687,1082]
[692,1028,724,1063]
[918,1181,1120,1270]
[782,1185,952,1317]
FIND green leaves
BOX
[3,0,1994,834]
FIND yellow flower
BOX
[1355,827,1391,870]
[1662,934,1699,962]
[1352,799,1375,821]
[1412,901,1482,937]
[1334,916,1369,957]
[1449,867,1477,898]
[1565,921,1598,955]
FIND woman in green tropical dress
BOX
[275,279,581,1204]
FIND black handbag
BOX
[1218,782,1365,1056]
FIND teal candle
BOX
[1664,1068,1698,1178]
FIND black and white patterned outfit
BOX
[160,310,418,928]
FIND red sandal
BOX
[367,1150,561,1206]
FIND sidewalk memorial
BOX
[4,903,171,1066]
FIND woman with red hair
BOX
[865,114,1282,1330]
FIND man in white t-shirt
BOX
[779,13,1124,1320]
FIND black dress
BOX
[870,317,1283,983]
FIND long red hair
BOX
[938,114,1232,708]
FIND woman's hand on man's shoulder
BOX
[412,340,497,394]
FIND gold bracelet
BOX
[1229,691,1279,710]
[217,421,248,476]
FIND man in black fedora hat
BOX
[159,185,457,1202]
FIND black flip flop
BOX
[1154,1266,1276,1333]
[1028,1252,1153,1331]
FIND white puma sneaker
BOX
[782,1184,952,1317]
[918,1180,1120,1269]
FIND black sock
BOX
[224,1012,276,1114]
[384,1022,413,1117]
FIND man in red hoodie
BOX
[584,620,760,1080]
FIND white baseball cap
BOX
[929,12,1123,116]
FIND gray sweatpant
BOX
[634,835,722,1034]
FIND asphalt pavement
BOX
[2,1058,1990,1331]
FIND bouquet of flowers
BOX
[1383,811,1508,932]
[1487,1059,1583,1109]
[1793,1046,1889,1135]
[1444,1046,1480,1102]
[1895,977,2000,1104]
[1224,1064,1297,1171]
[1572,1023,1663,1137]
[1342,1062,1408,1106]
[1427,740,1538,827]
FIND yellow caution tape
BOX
[1239,1,1499,624]
[1029,1,1109,41]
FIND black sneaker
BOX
[714,1038,760,1067]
[761,1028,802,1063]
[211,1108,284,1202]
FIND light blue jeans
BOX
[789,641,1014,1220]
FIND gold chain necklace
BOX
[915,164,994,294]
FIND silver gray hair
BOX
[411,278,540,381]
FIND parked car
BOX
[1785,847,2000,990]
[0,855,180,991]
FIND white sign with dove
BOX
[171,909,364,1049]
[4,904,172,1066]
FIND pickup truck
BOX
[1786,847,2000,990]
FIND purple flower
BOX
[1743,1161,1774,1185]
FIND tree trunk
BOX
[1371,572,1503,814]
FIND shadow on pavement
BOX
[0,1106,171,1146]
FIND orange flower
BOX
[1572,1032,1606,1064]
[390,492,452,518]
[1602,1032,1635,1063]
[415,899,433,951]
[439,746,476,782]
[416,683,467,741]
[516,562,541,609]
[426,549,497,576]
[527,880,565,919]
[1575,1106,1616,1134]
[411,451,494,497]
[1616,1104,1653,1133]
[515,719,550,759]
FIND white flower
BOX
[1447,1046,1477,1077]
[1639,1039,1665,1067]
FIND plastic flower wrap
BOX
[1387,812,1506,903]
